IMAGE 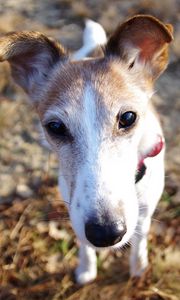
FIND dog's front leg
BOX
[75,243,97,284]
[130,216,151,277]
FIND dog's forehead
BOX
[38,58,148,120]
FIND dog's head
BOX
[0,15,173,248]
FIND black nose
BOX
[85,220,127,247]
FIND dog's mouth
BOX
[135,135,164,183]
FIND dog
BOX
[0,15,173,285]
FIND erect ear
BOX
[105,15,173,80]
[0,31,67,99]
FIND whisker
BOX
[37,216,70,222]
[138,206,148,211]
[56,174,71,177]
[151,217,161,223]
[46,197,70,206]
[133,230,143,238]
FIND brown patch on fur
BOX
[37,58,130,123]
[0,16,173,136]
[0,15,173,108]
[0,31,66,61]
[0,31,66,93]
[38,57,149,124]
[106,15,173,80]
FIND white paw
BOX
[75,265,97,285]
[130,257,148,277]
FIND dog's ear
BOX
[0,32,67,99]
[105,15,173,80]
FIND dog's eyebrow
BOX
[41,107,65,124]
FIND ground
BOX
[0,1,180,299]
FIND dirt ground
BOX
[0,1,180,299]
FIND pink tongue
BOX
[138,135,164,169]
[146,135,164,157]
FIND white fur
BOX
[44,83,163,283]
[65,86,139,245]
[75,244,97,284]
[42,78,164,284]
[2,19,166,285]
[72,19,107,60]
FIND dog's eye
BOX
[118,111,136,129]
[45,121,69,137]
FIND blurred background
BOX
[0,1,179,299]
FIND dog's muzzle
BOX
[83,136,164,248]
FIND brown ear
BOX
[105,15,173,80]
[0,31,67,98]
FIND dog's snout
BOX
[85,219,127,247]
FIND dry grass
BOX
[0,0,180,299]
[0,177,179,300]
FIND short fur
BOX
[0,15,173,284]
